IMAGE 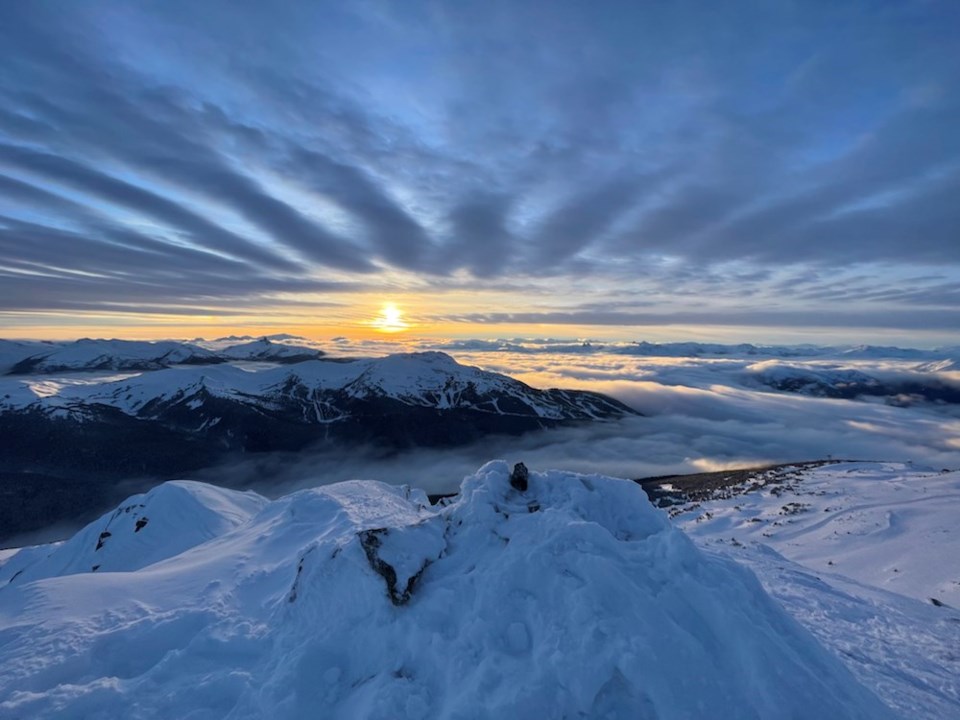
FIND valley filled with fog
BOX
[3,335,957,548]
[197,336,960,498]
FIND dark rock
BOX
[95,530,111,551]
[510,462,529,492]
[134,517,149,533]
[359,528,429,606]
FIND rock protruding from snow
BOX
[0,464,895,719]
[509,461,529,491]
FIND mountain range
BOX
[0,336,325,374]
[0,349,636,541]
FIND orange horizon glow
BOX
[1,295,954,348]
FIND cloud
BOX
[0,1,958,332]
[185,351,960,504]
[10,343,960,543]
[441,308,960,331]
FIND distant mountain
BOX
[743,360,960,405]
[5,338,223,374]
[0,339,58,374]
[1,337,323,374]
[618,341,806,357]
[617,341,960,360]
[0,352,637,479]
[218,337,323,363]
[915,358,958,373]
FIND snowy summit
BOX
[0,462,893,719]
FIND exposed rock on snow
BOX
[508,461,529,491]
[0,464,895,719]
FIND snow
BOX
[0,463,895,718]
[0,337,323,375]
[0,351,627,421]
[4,481,268,584]
[218,338,322,361]
[3,338,221,374]
[0,339,56,374]
[668,461,960,718]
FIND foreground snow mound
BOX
[3,481,267,584]
[0,464,894,719]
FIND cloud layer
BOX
[181,345,960,499]
[0,1,958,336]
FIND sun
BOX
[373,302,409,333]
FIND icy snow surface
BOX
[670,462,960,719]
[0,463,894,719]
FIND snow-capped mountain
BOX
[2,337,326,375]
[434,337,960,362]
[742,360,960,405]
[217,337,323,363]
[0,352,637,478]
[5,338,224,374]
[0,339,58,374]
[0,463,895,719]
[632,341,960,360]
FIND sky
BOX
[0,0,958,345]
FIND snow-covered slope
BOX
[645,461,960,718]
[7,338,223,374]
[666,461,960,607]
[219,337,324,363]
[0,339,58,374]
[0,351,633,422]
[0,463,894,719]
[5,481,267,584]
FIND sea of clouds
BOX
[192,336,960,499]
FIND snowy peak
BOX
[6,338,223,374]
[1,351,637,423]
[219,337,324,363]
[2,336,324,375]
[0,353,638,482]
[5,481,267,584]
[0,464,894,718]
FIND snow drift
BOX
[0,463,894,719]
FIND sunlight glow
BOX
[372,302,409,333]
